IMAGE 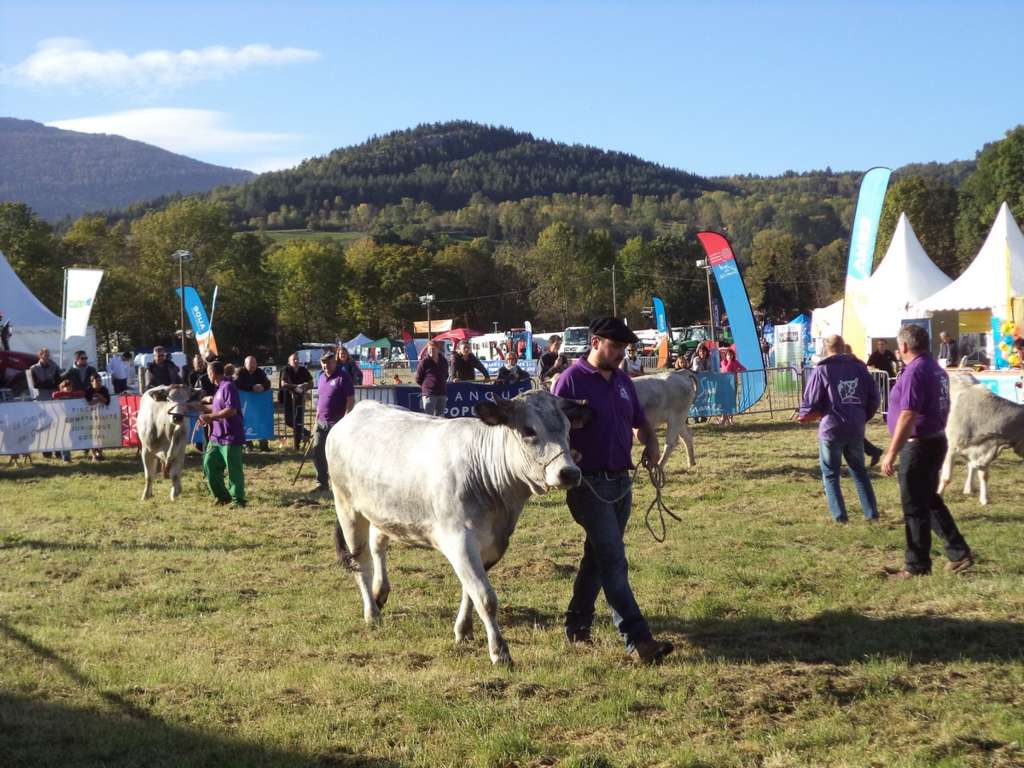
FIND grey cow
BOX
[326,390,591,665]
[939,378,1024,505]
[632,369,700,470]
[137,385,204,501]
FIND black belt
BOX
[907,431,945,443]
[582,469,630,479]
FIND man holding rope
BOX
[552,316,673,665]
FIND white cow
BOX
[326,390,591,665]
[137,385,203,501]
[632,370,700,469]
[939,379,1024,505]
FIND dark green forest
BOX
[2,121,1022,361]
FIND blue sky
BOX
[1,1,1021,176]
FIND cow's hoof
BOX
[454,631,473,644]
[491,645,512,666]
[373,588,390,610]
[363,611,382,626]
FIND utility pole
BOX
[171,249,193,358]
[419,293,435,339]
[696,258,715,344]
[612,264,617,316]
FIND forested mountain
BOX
[205,121,721,228]
[0,118,253,221]
[2,120,1019,360]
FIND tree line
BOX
[2,126,1021,361]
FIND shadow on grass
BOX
[0,620,403,768]
[662,609,1024,665]
[725,419,805,434]
[0,536,261,553]
[741,464,822,480]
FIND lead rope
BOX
[579,459,680,543]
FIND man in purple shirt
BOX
[880,324,972,577]
[311,352,355,494]
[798,334,880,523]
[552,316,673,665]
[198,360,246,506]
[415,340,449,416]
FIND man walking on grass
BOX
[880,324,973,578]
[552,316,674,665]
[198,360,246,507]
[310,352,354,494]
[798,334,881,524]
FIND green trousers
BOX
[203,443,245,504]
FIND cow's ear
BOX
[558,398,593,430]
[148,387,169,402]
[476,399,516,427]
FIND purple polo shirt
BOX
[886,353,949,437]
[798,354,880,442]
[552,356,645,472]
[316,369,355,424]
[211,378,246,445]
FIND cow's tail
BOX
[333,520,360,571]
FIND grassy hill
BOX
[0,118,254,221]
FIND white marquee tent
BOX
[810,213,952,341]
[0,250,97,364]
[914,202,1024,318]
[863,213,952,336]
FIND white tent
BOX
[809,213,952,341]
[811,298,844,339]
[0,250,97,364]
[915,202,1024,317]
[863,213,952,336]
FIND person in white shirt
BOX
[107,351,134,394]
[620,343,644,377]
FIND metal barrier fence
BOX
[265,364,895,441]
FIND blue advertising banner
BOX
[393,380,534,417]
[842,167,892,359]
[652,295,670,367]
[174,285,218,356]
[690,372,738,417]
[697,232,766,411]
[189,388,275,444]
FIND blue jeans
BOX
[565,473,652,649]
[819,437,879,522]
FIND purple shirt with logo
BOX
[798,354,880,441]
[211,378,246,445]
[316,369,355,424]
[552,357,646,472]
[886,353,949,437]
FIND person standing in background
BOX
[415,340,449,417]
[236,356,271,452]
[107,351,134,394]
[280,353,313,451]
[310,353,354,494]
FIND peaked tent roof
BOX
[915,202,1024,316]
[811,298,843,339]
[862,213,952,336]
[343,333,374,352]
[0,249,61,326]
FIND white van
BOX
[561,326,590,358]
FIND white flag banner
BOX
[64,268,104,340]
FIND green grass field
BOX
[2,416,1023,767]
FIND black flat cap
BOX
[589,316,639,344]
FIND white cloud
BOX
[4,38,320,90]
[47,108,303,164]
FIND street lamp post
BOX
[171,249,193,358]
[603,265,618,316]
[696,258,715,344]
[419,293,435,339]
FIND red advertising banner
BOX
[120,394,141,447]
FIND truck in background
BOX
[561,326,590,358]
